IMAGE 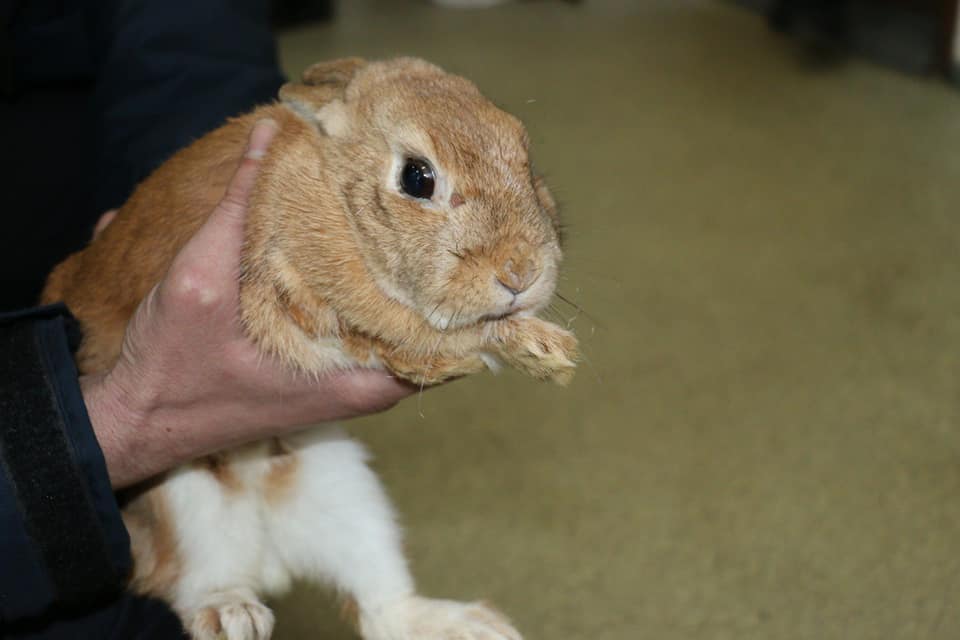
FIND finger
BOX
[212,118,280,232]
[159,118,279,313]
[93,210,118,239]
[329,370,418,418]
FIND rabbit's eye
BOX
[400,158,435,200]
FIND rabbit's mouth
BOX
[480,310,518,323]
[479,303,537,325]
[425,303,529,332]
[422,268,554,332]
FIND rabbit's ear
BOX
[301,57,367,87]
[279,58,366,136]
[533,172,563,242]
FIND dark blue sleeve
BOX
[0,305,131,622]
[87,0,287,213]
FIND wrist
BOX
[80,365,164,488]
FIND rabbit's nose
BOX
[496,255,540,295]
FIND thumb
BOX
[158,118,280,312]
[93,210,118,239]
[209,118,280,233]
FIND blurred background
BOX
[267,1,960,639]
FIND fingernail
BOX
[245,118,279,160]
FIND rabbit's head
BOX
[280,57,562,332]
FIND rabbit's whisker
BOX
[555,291,605,329]
[426,298,446,327]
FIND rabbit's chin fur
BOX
[42,57,578,639]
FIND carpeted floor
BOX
[270,2,960,638]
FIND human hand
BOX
[82,119,414,488]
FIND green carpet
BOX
[270,2,960,638]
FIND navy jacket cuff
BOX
[0,304,131,622]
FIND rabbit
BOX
[42,56,578,640]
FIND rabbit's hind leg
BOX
[261,426,414,615]
[262,426,524,640]
[160,455,282,640]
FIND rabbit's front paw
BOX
[360,596,522,640]
[188,588,275,640]
[495,317,579,385]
